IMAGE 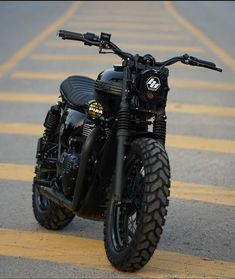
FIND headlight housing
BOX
[135,67,169,106]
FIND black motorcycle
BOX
[32,30,222,272]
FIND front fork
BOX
[113,61,131,203]
[113,60,168,203]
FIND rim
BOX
[38,190,51,210]
[111,157,145,251]
[35,184,51,211]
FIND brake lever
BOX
[182,54,222,72]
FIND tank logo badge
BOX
[146,76,161,91]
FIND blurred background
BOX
[0,1,235,278]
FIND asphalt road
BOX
[0,1,235,278]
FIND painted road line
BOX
[0,92,58,104]
[31,53,121,63]
[0,228,234,278]
[67,21,181,31]
[115,44,204,53]
[1,122,235,153]
[44,41,203,53]
[167,102,235,117]
[11,71,235,91]
[71,14,174,22]
[170,78,235,91]
[61,31,192,41]
[165,2,235,72]
[1,163,235,207]
[172,181,235,207]
[0,123,43,136]
[166,134,235,153]
[11,71,71,81]
[1,93,235,118]
[70,17,174,26]
[0,2,80,76]
[31,53,185,68]
[0,163,34,182]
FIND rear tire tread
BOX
[32,183,75,230]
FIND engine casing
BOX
[58,150,80,197]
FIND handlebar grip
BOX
[57,30,83,40]
[190,56,216,67]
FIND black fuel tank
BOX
[95,66,123,114]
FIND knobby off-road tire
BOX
[32,181,74,230]
[104,138,171,272]
[32,139,74,230]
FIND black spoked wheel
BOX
[111,159,144,251]
[104,138,171,272]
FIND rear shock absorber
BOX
[153,107,167,147]
[43,104,61,140]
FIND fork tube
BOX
[113,60,131,202]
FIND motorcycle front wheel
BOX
[104,138,171,272]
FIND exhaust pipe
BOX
[72,126,103,211]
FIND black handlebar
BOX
[57,29,222,72]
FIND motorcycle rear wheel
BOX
[104,138,171,272]
[32,138,74,230]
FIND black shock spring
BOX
[43,104,61,139]
[153,115,166,147]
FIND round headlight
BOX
[87,101,103,119]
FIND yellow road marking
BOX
[0,2,80,76]
[44,40,203,53]
[0,123,43,136]
[1,163,235,207]
[1,122,235,153]
[72,31,192,41]
[0,163,34,182]
[30,54,185,64]
[116,44,204,53]
[11,71,235,91]
[67,21,181,31]
[172,181,235,207]
[167,102,235,117]
[11,71,72,81]
[0,92,58,104]
[30,53,185,68]
[0,228,234,278]
[71,14,173,23]
[167,134,235,153]
[1,93,235,118]
[170,78,235,91]
[31,53,121,63]
[165,2,235,72]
